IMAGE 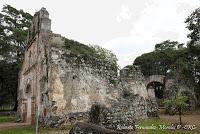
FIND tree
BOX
[0,5,32,110]
[185,7,200,99]
[164,95,188,125]
[134,51,171,76]
[64,38,119,70]
[155,40,184,51]
[134,40,185,76]
[185,7,200,47]
[91,45,118,68]
[0,4,32,62]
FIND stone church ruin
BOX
[17,8,197,131]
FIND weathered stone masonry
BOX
[18,8,158,130]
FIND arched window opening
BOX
[25,84,31,97]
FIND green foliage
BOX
[164,95,188,125]
[0,4,32,62]
[64,38,118,68]
[155,40,184,51]
[0,61,19,107]
[185,7,200,47]
[133,40,195,79]
[0,126,72,134]
[0,116,15,123]
[185,7,200,98]
[0,127,35,134]
[134,42,187,76]
[0,5,32,110]
[136,119,171,134]
[164,99,176,115]
[91,45,118,67]
[164,96,188,112]
[134,50,170,76]
[64,38,96,57]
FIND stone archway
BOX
[147,81,165,107]
[145,75,166,107]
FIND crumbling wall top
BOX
[27,7,51,46]
[36,7,49,19]
[120,65,144,80]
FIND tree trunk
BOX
[178,108,182,125]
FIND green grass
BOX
[0,127,35,134]
[0,116,16,123]
[0,116,198,134]
[136,118,198,134]
[0,127,71,134]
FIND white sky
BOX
[0,0,200,68]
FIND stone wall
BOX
[38,48,159,126]
[39,38,121,119]
[37,40,160,127]
[89,94,158,132]
[120,65,148,99]
[165,75,197,110]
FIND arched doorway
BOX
[147,81,164,107]
[25,84,32,123]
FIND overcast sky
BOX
[1,0,200,68]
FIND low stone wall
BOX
[146,99,159,117]
[41,112,89,127]
[88,95,152,132]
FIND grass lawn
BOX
[0,127,35,134]
[0,113,199,134]
[0,116,16,123]
[0,127,71,134]
[0,115,71,134]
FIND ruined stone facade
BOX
[18,8,52,123]
[18,8,157,128]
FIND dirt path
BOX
[160,114,200,127]
[0,122,30,129]
[159,110,200,133]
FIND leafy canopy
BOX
[185,7,200,48]
[164,95,188,125]
[0,4,32,63]
[0,5,32,110]
[155,40,184,51]
[164,95,188,110]
[134,40,187,76]
[64,38,118,69]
